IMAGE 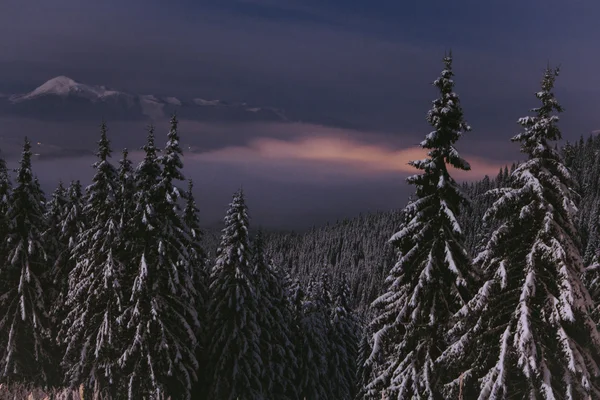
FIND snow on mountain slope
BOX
[10,76,128,103]
[2,76,288,122]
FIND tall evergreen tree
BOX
[116,149,135,237]
[51,180,85,326]
[328,277,359,400]
[44,181,67,273]
[43,181,68,379]
[295,277,330,400]
[441,67,600,398]
[253,230,298,400]
[366,53,475,399]
[207,190,263,400]
[183,179,210,399]
[355,323,373,400]
[119,125,199,400]
[0,154,11,252]
[0,137,51,386]
[61,122,126,397]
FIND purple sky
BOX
[1,0,600,229]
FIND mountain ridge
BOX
[0,76,288,123]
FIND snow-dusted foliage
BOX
[116,148,135,237]
[118,123,199,400]
[366,53,475,399]
[441,67,600,399]
[50,180,85,328]
[293,277,331,399]
[328,277,360,400]
[355,322,373,400]
[253,231,298,400]
[182,179,210,398]
[61,122,127,397]
[0,137,52,386]
[207,190,263,399]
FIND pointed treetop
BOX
[161,114,185,188]
[16,137,33,183]
[97,120,111,162]
[513,66,563,158]
[142,125,159,159]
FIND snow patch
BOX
[11,76,125,103]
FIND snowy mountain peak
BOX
[10,76,124,103]
[31,76,78,96]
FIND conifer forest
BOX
[3,54,600,400]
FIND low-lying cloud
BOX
[190,135,508,181]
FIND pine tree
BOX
[116,149,135,237]
[295,277,330,400]
[183,179,210,399]
[119,124,199,400]
[0,154,11,287]
[441,67,600,398]
[183,180,207,323]
[61,122,126,397]
[366,53,475,399]
[253,230,298,400]
[0,137,51,386]
[0,155,11,249]
[43,181,68,381]
[328,277,359,400]
[355,323,373,400]
[51,180,85,327]
[207,190,263,399]
[44,181,67,279]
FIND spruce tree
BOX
[61,122,126,397]
[119,125,199,400]
[116,149,135,238]
[44,181,67,277]
[207,190,263,399]
[43,181,68,380]
[0,154,11,251]
[253,230,298,400]
[183,179,210,399]
[355,323,373,400]
[295,277,330,400]
[441,67,600,398]
[328,277,359,400]
[366,53,475,399]
[0,137,51,386]
[51,180,85,327]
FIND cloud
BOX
[189,135,508,182]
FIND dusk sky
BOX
[2,0,600,229]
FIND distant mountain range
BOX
[0,76,288,123]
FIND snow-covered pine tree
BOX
[183,179,207,326]
[0,137,52,386]
[119,124,199,400]
[295,277,331,399]
[252,230,298,400]
[116,148,135,238]
[44,181,67,275]
[182,179,211,400]
[366,53,475,399]
[0,155,11,280]
[51,180,85,330]
[0,155,11,249]
[207,190,263,399]
[43,181,68,380]
[355,322,373,400]
[441,67,600,399]
[328,276,359,400]
[61,121,126,397]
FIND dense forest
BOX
[1,54,600,399]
